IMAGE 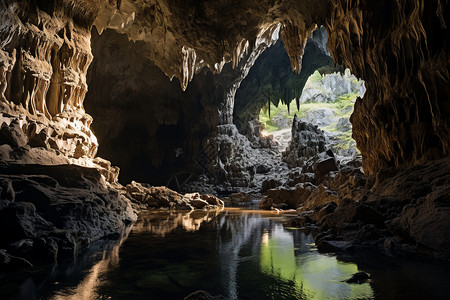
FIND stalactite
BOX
[181,46,196,91]
[280,22,313,74]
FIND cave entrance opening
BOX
[233,26,367,180]
[258,68,366,162]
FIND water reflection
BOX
[259,224,373,299]
[132,209,223,236]
[7,209,449,300]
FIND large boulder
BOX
[259,183,316,210]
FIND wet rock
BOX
[0,164,137,266]
[259,197,273,210]
[368,158,450,258]
[190,199,210,209]
[145,187,183,208]
[345,272,370,284]
[200,194,224,207]
[312,201,337,225]
[263,187,299,209]
[226,192,252,203]
[316,239,353,252]
[325,201,385,230]
[291,210,316,227]
[300,184,339,212]
[126,184,224,211]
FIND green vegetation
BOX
[258,90,360,152]
[258,69,364,153]
[307,70,323,83]
[259,102,295,132]
[260,228,374,299]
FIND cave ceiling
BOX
[42,0,329,90]
[0,0,449,175]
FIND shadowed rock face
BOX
[85,29,220,184]
[326,0,450,174]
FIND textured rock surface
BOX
[282,115,327,168]
[299,69,365,103]
[0,163,137,267]
[197,124,288,188]
[124,181,224,210]
[0,3,98,162]
[326,1,450,174]
[284,158,450,259]
[1,0,449,176]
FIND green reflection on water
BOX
[260,225,374,300]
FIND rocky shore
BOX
[260,153,450,259]
[0,161,224,270]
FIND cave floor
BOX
[2,208,450,300]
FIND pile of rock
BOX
[191,124,289,191]
[124,181,224,211]
[261,149,341,209]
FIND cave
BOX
[1,1,450,299]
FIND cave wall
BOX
[326,0,450,174]
[0,0,100,164]
[234,27,336,138]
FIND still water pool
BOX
[3,209,450,299]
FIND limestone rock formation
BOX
[0,2,98,162]
[282,115,327,168]
[270,157,450,259]
[2,0,448,177]
[326,0,450,174]
[85,27,278,184]
[0,163,137,267]
[299,69,365,104]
